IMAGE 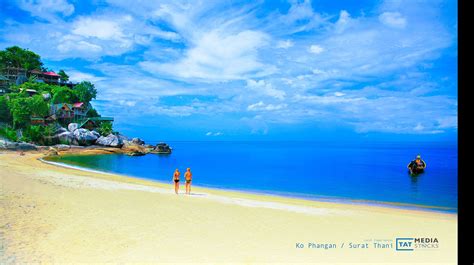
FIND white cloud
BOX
[335,10,351,33]
[17,0,74,21]
[141,29,272,81]
[66,70,104,83]
[246,79,286,100]
[276,40,294,49]
[72,17,125,40]
[247,101,287,111]
[309,44,324,54]
[379,12,407,29]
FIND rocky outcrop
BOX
[96,134,123,147]
[0,139,37,151]
[73,128,100,145]
[131,138,145,145]
[126,151,146,156]
[151,142,172,154]
[57,131,78,145]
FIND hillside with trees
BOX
[0,46,112,145]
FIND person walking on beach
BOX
[185,168,192,195]
[173,169,180,194]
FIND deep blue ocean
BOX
[47,141,458,211]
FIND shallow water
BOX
[46,141,458,211]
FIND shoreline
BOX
[41,151,457,215]
[1,150,457,263]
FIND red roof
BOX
[73,102,84,108]
[43,71,60,77]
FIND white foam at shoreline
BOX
[38,158,352,216]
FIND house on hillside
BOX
[79,117,114,131]
[1,67,76,87]
[72,102,90,120]
[50,103,74,122]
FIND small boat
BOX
[409,167,425,175]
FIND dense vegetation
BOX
[0,46,112,144]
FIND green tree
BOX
[58,69,69,82]
[0,126,17,141]
[8,95,48,128]
[98,122,113,136]
[0,95,11,123]
[52,86,78,103]
[9,98,31,128]
[73,81,97,103]
[29,95,49,116]
[0,46,43,71]
[21,125,43,143]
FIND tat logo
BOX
[396,238,414,251]
[396,237,439,251]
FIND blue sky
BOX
[0,0,457,142]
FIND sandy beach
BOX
[0,151,457,264]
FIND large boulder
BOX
[0,139,37,151]
[152,142,172,154]
[73,128,99,145]
[68,123,79,132]
[57,131,77,145]
[131,137,145,145]
[95,134,123,148]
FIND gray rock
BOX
[95,134,123,148]
[68,123,78,132]
[131,137,145,145]
[53,144,71,151]
[0,139,37,151]
[57,131,76,145]
[117,134,129,142]
[73,128,99,145]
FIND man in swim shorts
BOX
[173,169,180,194]
[185,168,192,195]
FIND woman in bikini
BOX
[173,169,180,194]
[185,168,192,195]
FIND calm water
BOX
[47,141,458,211]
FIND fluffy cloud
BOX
[246,79,286,100]
[17,0,74,21]
[379,12,407,28]
[141,29,271,81]
[309,44,324,54]
[247,101,287,111]
[0,0,457,136]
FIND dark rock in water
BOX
[127,151,146,156]
[152,142,172,154]
[96,134,123,148]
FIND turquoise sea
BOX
[46,141,458,212]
